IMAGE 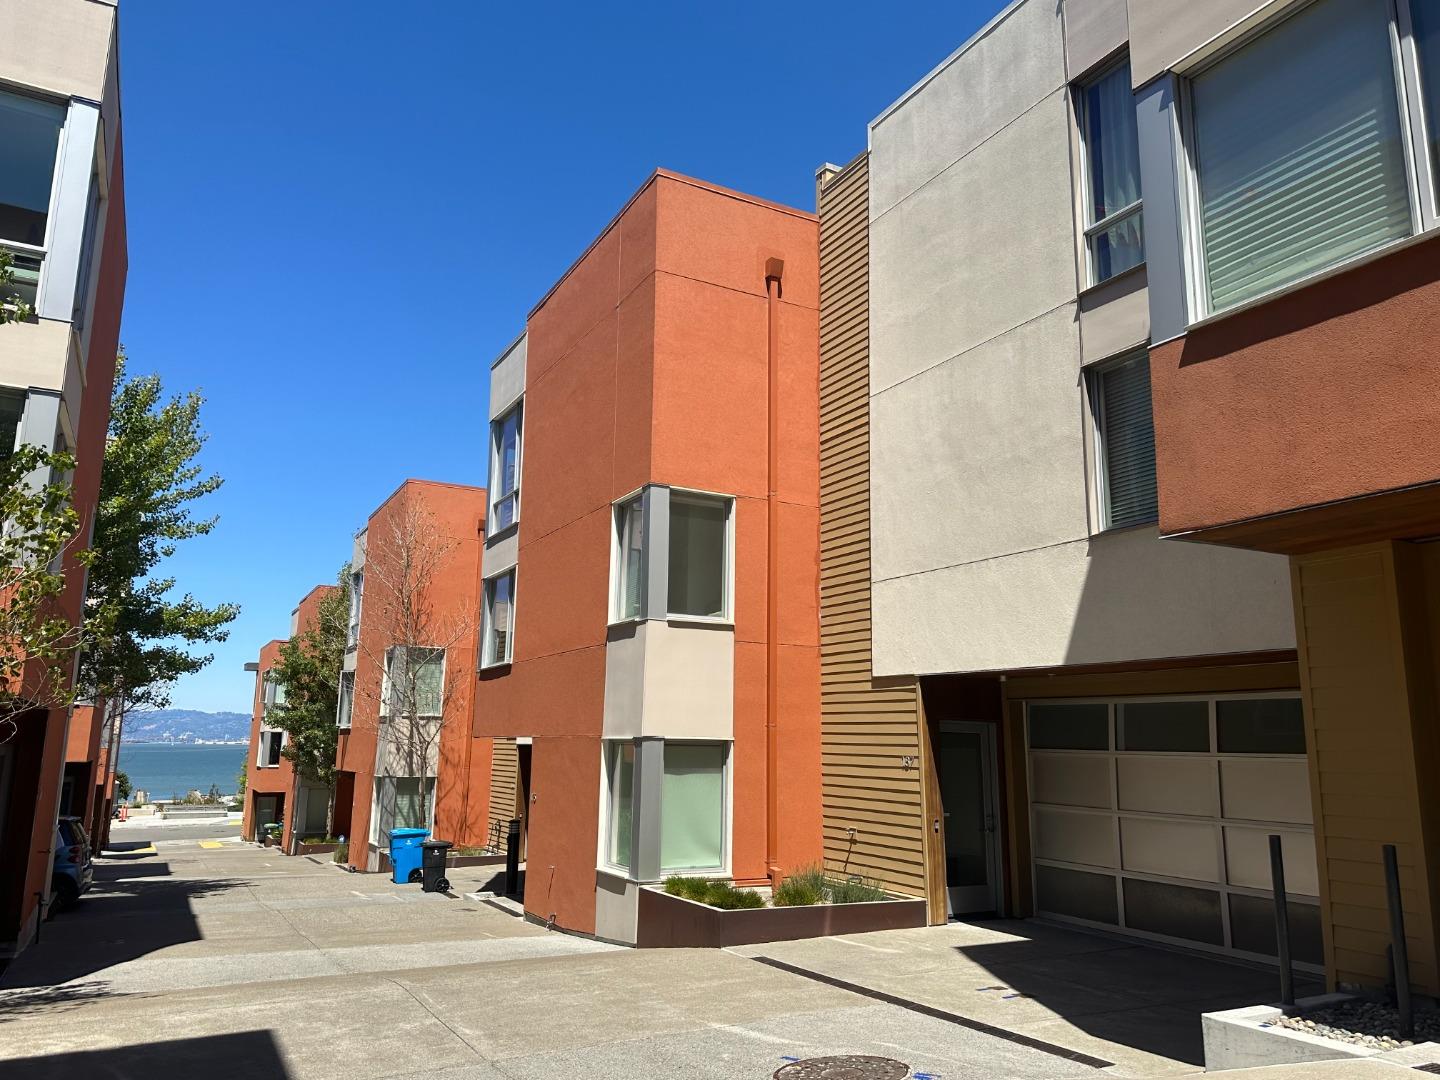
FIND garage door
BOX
[1026,694,1323,967]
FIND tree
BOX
[266,569,350,786]
[353,502,475,827]
[0,444,97,742]
[80,353,239,719]
[114,770,132,802]
[0,250,33,326]
[236,760,247,798]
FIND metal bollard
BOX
[1383,843,1414,1040]
[1269,834,1294,1006]
[504,817,521,898]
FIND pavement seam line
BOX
[382,976,489,1062]
[747,955,1115,1070]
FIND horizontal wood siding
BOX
[1292,543,1440,994]
[488,737,519,851]
[817,155,927,902]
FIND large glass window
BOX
[393,777,434,830]
[1413,0,1440,184]
[336,671,354,729]
[615,496,645,621]
[668,495,729,619]
[0,389,25,460]
[661,742,726,872]
[606,742,635,870]
[0,89,64,249]
[482,570,515,667]
[381,645,444,716]
[1092,351,1158,530]
[1191,0,1411,312]
[489,404,522,532]
[347,571,363,648]
[1079,58,1144,284]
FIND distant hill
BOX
[122,709,251,745]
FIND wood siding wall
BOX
[817,155,929,904]
[488,737,519,850]
[1292,542,1440,994]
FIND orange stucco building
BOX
[243,585,338,852]
[333,479,492,873]
[473,170,823,943]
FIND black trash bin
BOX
[421,839,452,893]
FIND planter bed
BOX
[1203,993,1440,1071]
[635,885,926,948]
[446,853,504,868]
[295,842,339,856]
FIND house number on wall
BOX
[900,755,917,771]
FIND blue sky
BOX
[117,1,992,714]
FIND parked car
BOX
[51,815,94,913]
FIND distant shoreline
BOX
[121,740,249,746]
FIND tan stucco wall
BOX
[1063,0,1129,79]
[0,319,71,393]
[867,0,1296,679]
[602,621,734,741]
[0,0,115,101]
[1126,0,1269,87]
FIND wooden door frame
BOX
[918,691,947,924]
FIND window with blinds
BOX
[1093,351,1158,530]
[1191,0,1412,312]
[1079,58,1144,285]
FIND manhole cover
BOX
[773,1056,909,1080]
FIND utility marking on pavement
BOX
[350,891,370,899]
[749,956,1114,1070]
[198,841,224,849]
[705,1023,797,1046]
[832,937,901,953]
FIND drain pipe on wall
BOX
[765,258,784,887]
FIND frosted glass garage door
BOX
[1026,695,1322,966]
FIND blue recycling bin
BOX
[388,827,429,884]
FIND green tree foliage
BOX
[114,770,132,802]
[0,250,34,325]
[0,443,95,738]
[80,352,239,713]
[236,760,247,797]
[267,570,350,786]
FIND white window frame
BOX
[347,570,363,649]
[609,492,646,624]
[659,739,732,876]
[336,670,355,729]
[600,739,636,875]
[1076,54,1145,288]
[1176,0,1440,323]
[481,568,517,669]
[666,490,736,624]
[1086,348,1158,533]
[488,401,524,533]
[257,729,284,769]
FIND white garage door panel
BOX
[1030,752,1112,808]
[1120,816,1222,882]
[1221,758,1312,824]
[1118,756,1219,817]
[1224,826,1319,896]
[1034,806,1119,867]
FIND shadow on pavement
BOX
[0,862,248,990]
[955,919,1323,1066]
[0,1029,290,1078]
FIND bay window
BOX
[336,671,354,729]
[347,570,363,648]
[482,569,516,667]
[605,741,636,871]
[0,389,24,459]
[489,403,523,532]
[382,645,444,717]
[614,495,645,621]
[1078,58,1144,284]
[1091,350,1158,530]
[611,487,733,623]
[668,495,729,619]
[1187,0,1420,314]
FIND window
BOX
[262,672,285,714]
[482,569,516,667]
[605,741,636,871]
[336,671,355,729]
[0,390,24,459]
[668,495,730,619]
[347,571,363,648]
[489,403,523,531]
[1079,58,1144,284]
[382,645,444,717]
[1091,351,1158,530]
[0,89,64,308]
[1415,0,1440,185]
[258,730,283,768]
[661,742,727,872]
[392,777,434,830]
[614,496,645,621]
[1189,0,1412,312]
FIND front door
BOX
[938,721,1000,916]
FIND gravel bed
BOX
[1274,1000,1440,1051]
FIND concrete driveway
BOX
[0,837,1306,1079]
